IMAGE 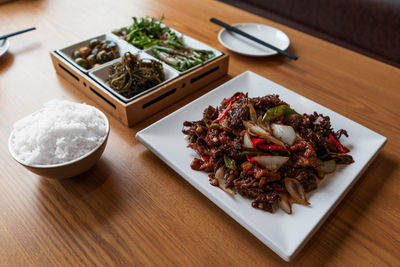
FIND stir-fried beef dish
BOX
[182,92,354,214]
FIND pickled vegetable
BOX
[71,38,119,69]
[107,52,165,98]
[74,58,88,68]
[89,38,100,48]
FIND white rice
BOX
[9,99,108,165]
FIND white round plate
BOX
[218,23,290,57]
[0,39,9,57]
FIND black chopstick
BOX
[210,18,297,60]
[0,27,36,40]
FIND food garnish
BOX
[183,92,354,214]
[107,52,165,98]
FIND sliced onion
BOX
[257,116,271,132]
[264,135,287,147]
[243,121,271,138]
[320,159,336,173]
[248,104,257,123]
[284,178,310,206]
[215,167,236,195]
[252,155,289,172]
[278,192,292,214]
[271,123,297,145]
[243,132,254,149]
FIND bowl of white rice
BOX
[8,99,110,179]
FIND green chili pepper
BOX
[239,172,245,179]
[210,178,218,186]
[241,149,261,156]
[195,126,203,133]
[203,114,209,124]
[317,158,324,166]
[224,154,237,170]
[262,105,302,122]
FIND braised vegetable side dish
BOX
[107,52,165,98]
[112,16,215,71]
[113,16,179,49]
[183,92,354,214]
[151,40,215,72]
[72,39,119,69]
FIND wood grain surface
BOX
[1,0,399,266]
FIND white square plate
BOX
[136,71,386,261]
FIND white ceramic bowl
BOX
[8,107,110,179]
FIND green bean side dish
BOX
[151,40,215,72]
[113,16,215,72]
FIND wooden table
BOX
[1,0,399,265]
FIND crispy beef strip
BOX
[251,94,287,116]
[252,192,280,212]
[203,105,219,120]
[328,152,354,165]
[297,112,354,163]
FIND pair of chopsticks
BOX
[0,27,36,41]
[210,18,297,60]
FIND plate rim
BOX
[218,23,290,57]
[136,70,387,261]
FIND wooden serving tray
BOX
[50,46,229,127]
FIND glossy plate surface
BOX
[136,71,386,261]
[218,23,290,56]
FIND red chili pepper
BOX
[246,154,255,162]
[201,155,210,162]
[222,93,241,106]
[250,138,286,151]
[329,135,350,153]
[213,102,232,123]
[251,138,265,147]
[247,170,255,175]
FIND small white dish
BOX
[136,70,386,261]
[218,23,290,56]
[0,39,10,57]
